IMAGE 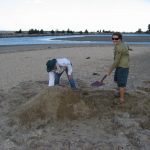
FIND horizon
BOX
[0,0,150,32]
[0,29,149,33]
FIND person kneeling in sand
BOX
[46,58,77,89]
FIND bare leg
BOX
[119,87,125,103]
[113,81,120,97]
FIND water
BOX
[0,34,150,46]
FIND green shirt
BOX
[110,42,129,73]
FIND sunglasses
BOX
[112,38,119,40]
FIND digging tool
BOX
[91,74,107,87]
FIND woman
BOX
[46,57,77,89]
[107,32,130,104]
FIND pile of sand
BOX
[13,87,92,127]
[0,80,150,149]
[12,84,150,129]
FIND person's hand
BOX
[106,69,111,76]
[105,72,109,76]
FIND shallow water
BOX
[0,34,150,46]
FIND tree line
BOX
[15,28,89,35]
[14,24,150,35]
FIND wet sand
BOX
[53,34,150,42]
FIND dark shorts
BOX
[114,67,129,87]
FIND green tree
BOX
[51,30,55,34]
[79,31,83,34]
[28,29,40,34]
[40,29,44,34]
[136,28,142,33]
[148,24,150,32]
[15,29,22,33]
[84,29,88,34]
[66,28,74,34]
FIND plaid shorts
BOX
[114,67,129,87]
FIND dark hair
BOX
[112,32,122,41]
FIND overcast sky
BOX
[0,0,150,32]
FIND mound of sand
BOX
[1,80,150,149]
[12,83,150,129]
[13,87,92,126]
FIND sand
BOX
[0,44,150,149]
[0,44,150,91]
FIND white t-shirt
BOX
[48,58,73,86]
[56,58,72,75]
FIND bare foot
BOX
[119,98,125,104]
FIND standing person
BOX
[107,32,130,104]
[46,58,77,89]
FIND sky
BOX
[0,0,150,32]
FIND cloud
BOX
[33,0,43,4]
[26,0,47,4]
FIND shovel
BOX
[91,74,107,87]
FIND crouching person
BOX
[46,58,77,90]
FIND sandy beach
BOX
[0,44,150,149]
[0,44,150,91]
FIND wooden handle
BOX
[100,74,107,82]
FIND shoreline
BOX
[0,43,149,54]
[0,34,150,49]
[52,34,150,42]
